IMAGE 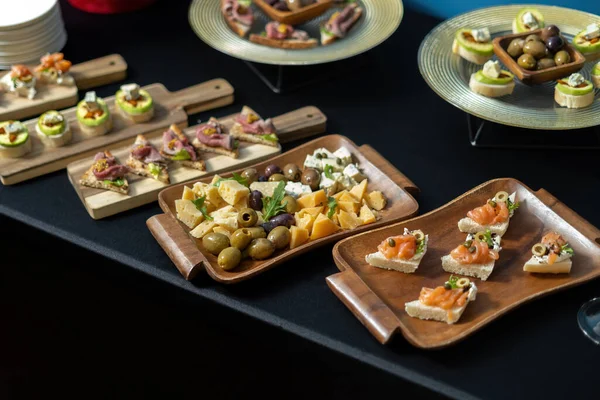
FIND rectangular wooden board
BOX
[66,106,327,220]
[327,178,600,348]
[0,79,234,185]
[147,134,420,283]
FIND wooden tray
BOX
[493,29,585,84]
[147,135,420,283]
[0,79,234,185]
[0,54,128,121]
[67,105,326,220]
[327,178,600,349]
[253,0,333,25]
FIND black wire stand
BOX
[467,113,600,150]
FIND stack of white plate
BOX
[0,0,67,70]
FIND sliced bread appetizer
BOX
[76,91,112,137]
[321,3,362,46]
[555,73,595,109]
[524,232,574,274]
[512,8,544,34]
[469,60,515,97]
[0,120,32,159]
[458,191,518,237]
[115,83,154,123]
[127,135,170,184]
[79,151,129,195]
[365,229,428,273]
[452,28,493,65]
[592,62,600,87]
[405,276,477,324]
[0,65,36,100]
[230,106,279,147]
[36,111,72,148]
[572,23,600,60]
[160,124,206,171]
[221,0,254,37]
[442,230,502,281]
[250,22,317,49]
[34,52,74,86]
[192,117,239,158]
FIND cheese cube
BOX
[210,175,222,185]
[182,186,195,201]
[366,191,387,211]
[333,147,352,165]
[213,226,232,238]
[192,182,209,197]
[319,172,337,190]
[209,206,239,231]
[84,91,99,110]
[482,60,501,79]
[43,113,63,125]
[334,172,354,190]
[5,122,21,134]
[568,73,585,87]
[218,179,249,205]
[284,181,312,199]
[522,12,538,28]
[190,220,217,238]
[321,158,344,172]
[249,181,281,197]
[175,199,204,229]
[121,83,140,101]
[303,154,322,170]
[205,185,227,209]
[359,203,377,224]
[586,23,600,40]
[313,147,335,159]
[471,27,490,43]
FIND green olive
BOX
[525,34,542,43]
[202,232,230,256]
[238,207,258,228]
[523,40,547,59]
[267,226,291,250]
[230,228,253,251]
[301,168,320,190]
[536,57,556,70]
[517,53,537,70]
[246,227,267,239]
[283,163,301,182]
[268,173,286,182]
[218,247,242,270]
[281,195,297,214]
[241,168,258,185]
[246,238,275,260]
[554,50,570,66]
[507,38,525,58]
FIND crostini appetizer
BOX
[34,53,74,86]
[160,124,206,171]
[36,111,72,148]
[230,107,279,147]
[469,60,515,97]
[555,73,595,109]
[365,229,428,273]
[0,65,37,100]
[512,8,545,34]
[523,232,574,274]
[405,276,477,324]
[76,91,112,137]
[192,117,239,158]
[458,191,518,236]
[80,151,130,194]
[0,120,32,159]
[572,23,600,59]
[320,3,362,46]
[127,135,170,184]
[115,83,154,123]
[250,21,317,49]
[221,0,254,37]
[452,27,494,65]
[592,62,600,87]
[442,230,501,281]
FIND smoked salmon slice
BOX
[378,235,417,260]
[467,200,509,225]
[450,240,498,264]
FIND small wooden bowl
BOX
[493,29,585,85]
[253,0,334,25]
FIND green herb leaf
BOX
[171,149,191,161]
[483,229,494,249]
[259,133,279,142]
[320,26,334,36]
[507,197,520,213]
[103,178,125,187]
[214,172,248,188]
[446,275,459,289]
[148,163,161,178]
[238,0,252,6]
[324,164,334,179]
[191,196,213,221]
[416,237,426,254]
[327,196,337,219]
[561,243,574,255]
[260,31,267,37]
[233,139,240,149]
[263,181,287,221]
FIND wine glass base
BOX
[578,297,600,345]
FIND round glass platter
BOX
[418,4,600,130]
[188,0,403,66]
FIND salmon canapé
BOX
[467,200,509,225]
[450,240,499,264]
[378,235,417,260]
[541,232,568,265]
[419,286,470,310]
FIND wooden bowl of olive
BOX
[493,26,585,84]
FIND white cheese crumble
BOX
[522,12,538,29]
[482,60,501,79]
[85,91,99,110]
[121,83,140,101]
[471,27,491,43]
[585,23,600,40]
[568,73,585,87]
[43,113,64,125]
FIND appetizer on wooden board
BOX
[80,151,129,194]
[458,191,518,236]
[127,135,170,184]
[230,106,279,147]
[0,65,37,100]
[524,232,574,274]
[441,230,502,281]
[115,83,154,122]
[160,124,206,171]
[250,21,317,49]
[192,117,239,158]
[36,110,72,148]
[76,91,112,137]
[0,120,32,158]
[34,53,74,86]
[366,229,428,273]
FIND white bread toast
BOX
[321,4,363,46]
[441,255,495,281]
[365,252,421,273]
[78,117,112,138]
[35,121,72,148]
[117,105,154,123]
[554,88,594,109]
[458,217,509,237]
[249,34,317,49]
[192,139,239,158]
[469,73,515,97]
[79,151,129,195]
[405,284,477,324]
[160,124,206,171]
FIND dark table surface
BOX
[2,1,599,399]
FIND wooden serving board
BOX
[0,54,128,121]
[147,134,420,283]
[327,178,600,349]
[0,79,234,185]
[66,105,327,220]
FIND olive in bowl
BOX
[536,58,556,70]
[523,40,547,59]
[518,53,537,70]
[507,38,525,58]
[554,50,570,66]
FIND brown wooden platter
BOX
[0,79,234,185]
[327,178,600,349]
[0,54,128,121]
[492,29,585,84]
[253,0,333,25]
[67,105,327,220]
[148,134,420,283]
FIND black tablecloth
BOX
[2,1,599,398]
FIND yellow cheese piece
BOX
[297,189,327,209]
[523,259,572,274]
[213,226,232,238]
[366,191,387,211]
[175,199,204,229]
[190,220,217,238]
[192,182,209,197]
[295,213,315,232]
[210,205,239,231]
[210,174,223,185]
[218,179,250,206]
[249,181,280,197]
[298,206,323,217]
[359,203,377,224]
[338,210,361,230]
[182,186,195,201]
[339,191,359,203]
[332,190,348,201]
[310,213,340,240]
[234,195,249,210]
[349,179,368,201]
[205,185,228,209]
[290,226,309,249]
[337,200,360,214]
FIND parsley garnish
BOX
[103,178,125,187]
[324,164,334,179]
[416,237,426,254]
[192,196,213,221]
[172,149,191,161]
[214,172,248,187]
[507,197,520,213]
[482,229,494,249]
[320,26,334,36]
[446,275,459,289]
[262,181,287,221]
[260,133,279,142]
[561,243,574,255]
[327,196,337,219]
